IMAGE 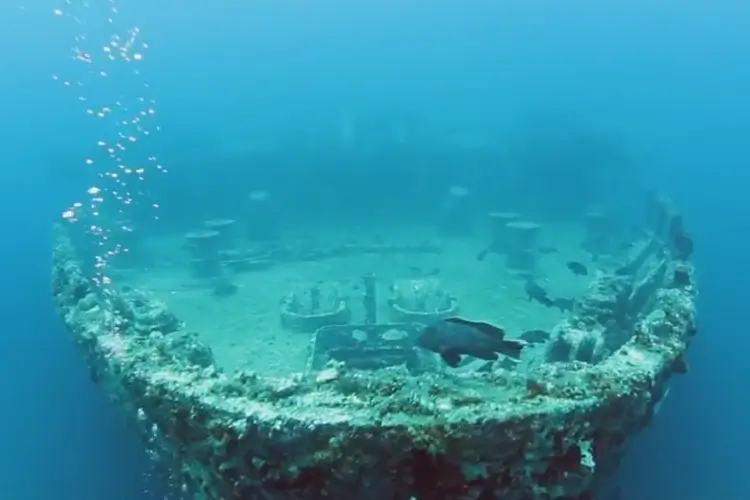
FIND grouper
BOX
[415,317,527,367]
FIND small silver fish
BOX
[416,317,527,367]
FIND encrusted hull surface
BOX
[52,212,696,499]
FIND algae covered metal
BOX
[52,194,696,499]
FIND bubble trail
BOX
[52,0,167,294]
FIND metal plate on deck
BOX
[305,323,436,374]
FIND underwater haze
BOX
[1,1,748,499]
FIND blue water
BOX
[1,1,748,499]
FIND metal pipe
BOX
[362,273,377,324]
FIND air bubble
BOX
[53,0,167,294]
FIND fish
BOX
[538,245,558,255]
[415,317,527,367]
[566,261,589,276]
[524,280,554,307]
[519,329,551,343]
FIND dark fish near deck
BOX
[519,329,551,344]
[566,261,589,276]
[525,280,554,307]
[416,317,527,367]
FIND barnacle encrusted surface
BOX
[52,224,696,499]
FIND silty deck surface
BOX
[116,224,599,377]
